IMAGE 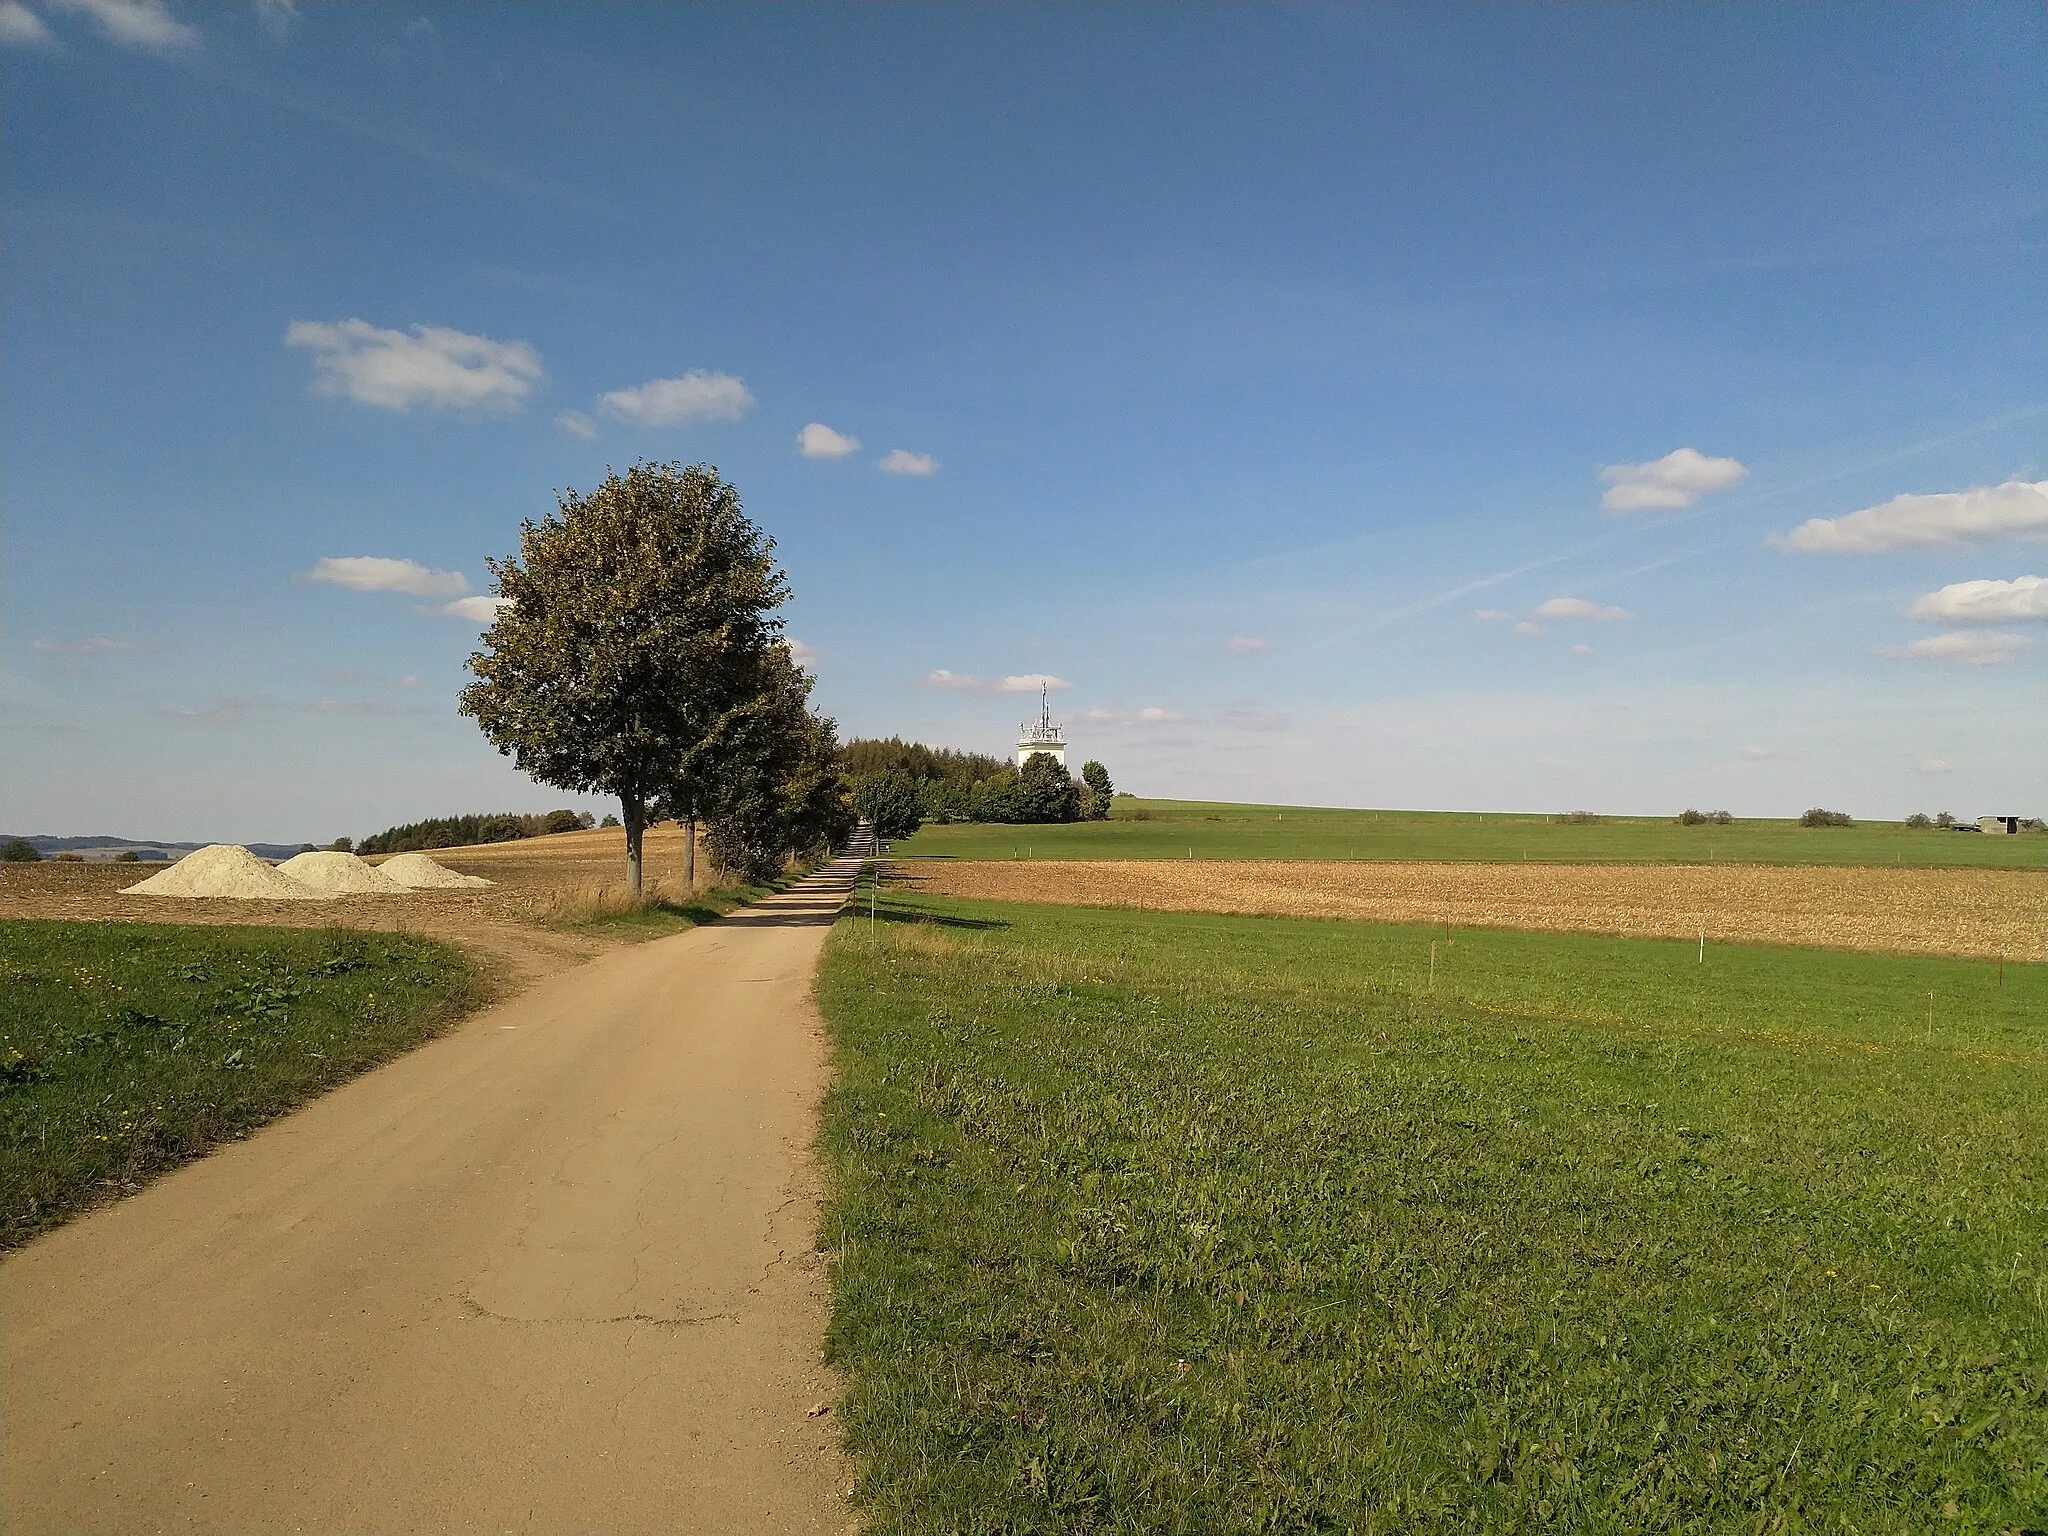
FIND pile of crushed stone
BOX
[121,845,332,901]
[376,852,495,889]
[275,850,410,895]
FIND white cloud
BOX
[1472,609,1510,622]
[1571,643,1595,656]
[1084,705,1189,727]
[285,319,541,412]
[1226,635,1271,653]
[1134,706,1184,723]
[922,669,987,692]
[47,0,194,51]
[1533,597,1632,621]
[435,596,509,622]
[304,556,469,598]
[1,2,56,46]
[597,371,753,427]
[1002,673,1071,693]
[878,448,939,476]
[922,669,1072,695]
[1737,745,1780,761]
[1599,448,1748,513]
[788,638,820,668]
[1873,631,2033,666]
[1906,575,2048,626]
[797,422,860,459]
[1919,758,1954,775]
[254,0,291,38]
[32,635,142,653]
[554,409,597,439]
[1512,621,1543,636]
[1771,479,2048,553]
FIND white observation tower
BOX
[1016,683,1067,770]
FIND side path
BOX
[2,857,864,1535]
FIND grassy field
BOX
[892,800,2047,869]
[1,920,481,1248]
[817,888,2048,1532]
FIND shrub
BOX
[116,850,140,863]
[1935,812,1956,828]
[328,836,354,852]
[600,814,620,828]
[1905,813,1932,829]
[0,838,41,863]
[1563,811,1602,825]
[1677,809,1708,825]
[1799,808,1853,828]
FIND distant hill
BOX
[1,835,308,863]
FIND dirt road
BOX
[2,861,859,1535]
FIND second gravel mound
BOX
[275,851,412,895]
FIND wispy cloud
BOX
[434,596,509,622]
[798,422,860,459]
[1873,631,2033,666]
[921,669,1071,695]
[1737,744,1780,761]
[286,319,541,412]
[1513,621,1543,636]
[554,409,597,439]
[47,0,195,52]
[788,638,820,668]
[1919,758,1954,775]
[1599,448,1747,513]
[32,635,144,653]
[1471,609,1510,622]
[1772,479,2048,553]
[1226,635,1271,654]
[1083,705,1187,726]
[1532,596,1631,621]
[303,556,469,599]
[1,2,56,46]
[1571,643,1595,655]
[597,371,753,426]
[879,448,939,476]
[1907,575,2048,626]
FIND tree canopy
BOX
[459,461,790,893]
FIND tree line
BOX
[844,739,1115,841]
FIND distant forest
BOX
[357,809,594,855]
[839,737,1010,785]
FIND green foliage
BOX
[1,920,479,1247]
[697,646,853,879]
[842,737,1009,786]
[1800,807,1855,828]
[1080,760,1113,820]
[1936,812,1957,828]
[600,813,621,829]
[819,894,2048,1532]
[115,850,140,863]
[1676,807,1732,825]
[969,767,1020,824]
[1013,751,1081,824]
[460,461,790,890]
[893,799,2048,868]
[1,839,43,863]
[328,837,354,852]
[540,809,584,835]
[1906,813,1933,829]
[855,771,926,843]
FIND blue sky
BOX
[4,1,2043,842]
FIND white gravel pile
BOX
[376,852,495,889]
[121,845,332,900]
[275,850,411,895]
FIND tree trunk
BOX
[683,817,696,892]
[622,793,645,899]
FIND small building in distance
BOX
[1977,815,2022,835]
[1016,684,1067,770]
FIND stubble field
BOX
[908,858,2048,961]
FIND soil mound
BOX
[121,845,332,901]
[377,852,495,889]
[275,850,411,895]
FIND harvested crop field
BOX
[906,858,2048,961]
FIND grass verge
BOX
[1,919,483,1248]
[539,857,830,940]
[817,892,2048,1532]
[892,799,2048,869]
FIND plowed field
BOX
[906,859,2047,960]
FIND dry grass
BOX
[904,859,2048,961]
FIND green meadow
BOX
[891,799,2047,869]
[0,920,481,1248]
[818,888,2048,1532]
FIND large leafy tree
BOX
[695,644,853,884]
[459,461,788,895]
[853,771,925,843]
[1014,751,1081,824]
[1080,760,1113,820]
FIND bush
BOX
[115,850,140,863]
[1935,812,1956,828]
[0,838,41,863]
[541,809,584,835]
[1904,813,1932,829]
[328,837,354,852]
[600,814,620,828]
[1677,809,1708,825]
[1563,811,1602,825]
[1799,808,1853,828]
